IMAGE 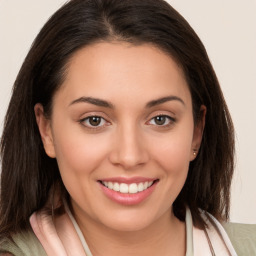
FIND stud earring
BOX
[193,149,197,156]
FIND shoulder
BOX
[0,230,46,256]
[223,222,256,255]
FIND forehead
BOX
[55,42,191,108]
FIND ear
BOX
[190,105,206,161]
[34,103,56,158]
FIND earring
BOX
[193,149,197,156]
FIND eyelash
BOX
[147,114,176,127]
[80,115,110,130]
[79,114,176,130]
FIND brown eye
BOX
[88,116,101,126]
[81,116,107,127]
[154,116,167,125]
[148,115,175,126]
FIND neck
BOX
[72,204,186,256]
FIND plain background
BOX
[0,0,255,224]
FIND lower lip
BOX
[99,181,158,205]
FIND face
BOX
[35,42,204,232]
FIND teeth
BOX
[129,183,138,194]
[143,181,149,190]
[113,183,119,191]
[102,181,154,194]
[120,183,129,193]
[138,183,144,192]
[108,182,114,189]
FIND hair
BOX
[0,0,234,238]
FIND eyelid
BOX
[79,113,111,130]
[79,111,110,122]
[146,112,176,127]
[146,111,176,121]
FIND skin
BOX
[35,42,205,256]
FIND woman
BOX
[0,0,255,255]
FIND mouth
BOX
[97,178,159,205]
[99,180,158,194]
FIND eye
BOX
[81,116,108,128]
[148,115,175,126]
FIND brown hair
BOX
[0,0,234,238]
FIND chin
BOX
[104,218,154,232]
[96,208,164,232]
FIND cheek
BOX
[155,141,191,192]
[152,132,193,203]
[152,127,194,172]
[149,120,194,200]
[52,130,112,210]
[52,123,111,180]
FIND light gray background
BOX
[0,0,255,223]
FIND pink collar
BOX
[30,205,237,256]
[30,208,87,256]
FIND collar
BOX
[30,204,237,256]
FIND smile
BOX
[98,178,159,205]
[100,181,154,194]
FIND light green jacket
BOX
[0,223,256,256]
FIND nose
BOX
[109,124,149,170]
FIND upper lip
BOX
[98,176,158,184]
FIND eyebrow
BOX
[69,95,185,109]
[69,97,114,108]
[146,96,185,108]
